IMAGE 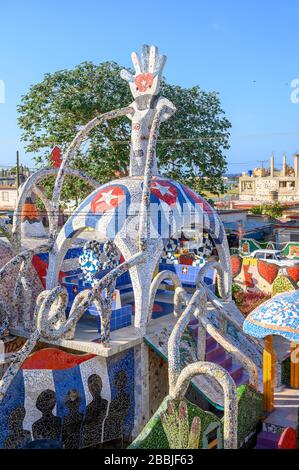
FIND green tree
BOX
[17,61,231,204]
[250,202,283,219]
[250,206,263,215]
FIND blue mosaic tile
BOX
[243,290,299,341]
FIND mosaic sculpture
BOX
[130,290,239,449]
[0,347,134,448]
[244,291,299,411]
[21,196,47,238]
[160,401,201,449]
[244,290,299,342]
[79,240,121,286]
[232,254,299,295]
[0,45,264,448]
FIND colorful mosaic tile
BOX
[243,290,299,341]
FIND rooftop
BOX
[223,219,273,233]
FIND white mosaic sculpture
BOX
[42,45,232,337]
[0,46,261,436]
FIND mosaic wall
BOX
[0,347,134,448]
[148,347,211,421]
[0,240,43,316]
[281,356,290,387]
[231,254,299,295]
[0,337,27,379]
[241,238,299,260]
[148,347,169,417]
[129,396,223,449]
[234,384,263,447]
[272,275,297,295]
[130,385,262,449]
[32,245,84,288]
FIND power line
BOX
[257,159,268,168]
[0,159,285,170]
[0,130,299,146]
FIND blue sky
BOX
[0,0,298,173]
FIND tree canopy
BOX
[250,202,284,219]
[17,61,231,204]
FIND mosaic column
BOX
[290,342,299,389]
[132,343,149,438]
[263,335,274,412]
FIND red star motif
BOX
[91,186,125,213]
[150,181,178,206]
[50,146,62,168]
[135,73,154,92]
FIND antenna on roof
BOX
[257,159,268,169]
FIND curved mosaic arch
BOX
[168,285,238,449]
[12,167,100,247]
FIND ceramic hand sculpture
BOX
[160,400,201,449]
[120,44,176,176]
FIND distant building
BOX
[222,174,240,191]
[239,154,299,202]
[0,166,31,214]
[273,216,299,246]
[218,208,274,246]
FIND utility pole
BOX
[257,159,268,169]
[16,149,20,190]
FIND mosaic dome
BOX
[60,176,225,244]
[243,290,299,342]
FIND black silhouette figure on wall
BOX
[4,406,31,449]
[62,389,83,449]
[81,374,108,448]
[104,370,131,442]
[32,389,62,442]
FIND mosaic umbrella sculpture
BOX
[243,290,299,411]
